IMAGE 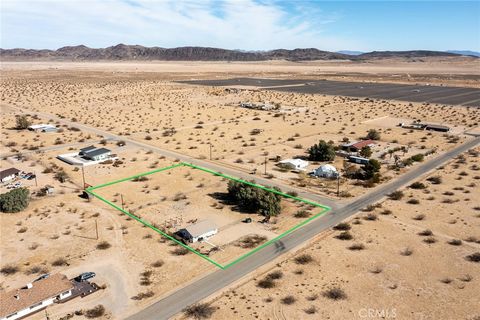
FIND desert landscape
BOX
[1,55,479,320]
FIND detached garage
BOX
[0,168,21,183]
[174,220,218,243]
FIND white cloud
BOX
[0,0,359,50]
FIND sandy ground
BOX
[0,60,479,320]
[195,148,480,320]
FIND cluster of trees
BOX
[227,181,282,216]
[307,140,336,161]
[0,188,30,213]
[344,159,381,182]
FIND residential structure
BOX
[278,159,309,171]
[425,124,450,132]
[0,168,21,183]
[79,146,111,161]
[348,155,370,165]
[342,140,376,152]
[174,220,218,243]
[0,274,74,320]
[27,124,58,132]
[310,164,339,179]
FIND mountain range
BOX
[1,44,477,61]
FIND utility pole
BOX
[264,156,267,175]
[34,170,38,187]
[337,174,340,197]
[120,194,125,210]
[95,219,99,240]
[209,143,212,160]
[81,166,86,189]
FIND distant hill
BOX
[446,50,480,57]
[0,45,474,61]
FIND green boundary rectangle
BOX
[86,162,331,269]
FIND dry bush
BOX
[447,239,462,246]
[304,306,317,314]
[52,257,69,266]
[131,291,155,300]
[280,295,296,305]
[333,222,351,231]
[257,277,276,289]
[96,241,111,250]
[348,243,365,250]
[151,260,164,268]
[335,231,353,241]
[322,287,347,300]
[388,190,404,200]
[465,252,480,263]
[84,305,106,318]
[294,254,313,265]
[183,303,216,319]
[0,264,19,275]
[400,247,413,256]
[418,229,433,236]
[235,235,267,249]
[171,247,190,255]
[266,270,283,280]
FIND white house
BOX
[278,159,309,171]
[28,124,58,132]
[79,146,111,161]
[0,274,74,320]
[0,168,21,183]
[311,164,339,179]
[174,220,218,243]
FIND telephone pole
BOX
[264,156,267,175]
[209,143,213,160]
[81,166,86,189]
[120,194,125,210]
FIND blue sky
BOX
[1,0,479,51]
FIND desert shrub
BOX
[380,209,392,215]
[418,229,433,236]
[333,222,351,231]
[171,247,190,255]
[366,129,381,140]
[388,190,404,200]
[266,270,283,280]
[0,188,29,213]
[427,176,442,184]
[84,305,105,318]
[0,264,19,275]
[465,252,480,263]
[322,287,347,300]
[280,295,296,305]
[96,241,111,250]
[131,291,154,300]
[423,237,437,244]
[52,257,69,266]
[25,265,48,275]
[447,239,462,246]
[294,210,310,218]
[364,213,377,221]
[294,254,313,265]
[348,243,365,250]
[286,191,298,197]
[411,154,424,162]
[407,198,420,204]
[235,235,267,248]
[183,303,216,319]
[303,306,317,314]
[257,277,276,288]
[307,140,335,161]
[132,176,148,182]
[151,260,164,268]
[400,247,413,256]
[409,182,426,189]
[335,231,353,241]
[413,214,425,221]
[54,170,69,183]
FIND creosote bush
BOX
[322,287,347,300]
[294,254,313,265]
[183,303,216,319]
[96,241,111,250]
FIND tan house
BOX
[0,274,74,320]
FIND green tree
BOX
[366,129,381,140]
[359,146,372,158]
[0,188,29,213]
[307,140,336,161]
[16,115,31,130]
[227,181,281,216]
[363,159,381,179]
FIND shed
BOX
[27,124,58,132]
[348,155,370,165]
[311,164,338,179]
[81,148,111,161]
[278,159,309,171]
[0,168,21,183]
[175,220,218,243]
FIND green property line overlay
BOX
[86,162,331,270]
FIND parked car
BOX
[74,272,96,282]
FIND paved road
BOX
[4,105,479,319]
[126,136,479,320]
[2,105,338,209]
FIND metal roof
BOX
[83,148,111,158]
[184,220,217,238]
[0,168,21,180]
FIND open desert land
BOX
[194,147,480,320]
[0,60,479,320]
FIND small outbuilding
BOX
[0,168,21,183]
[28,124,58,132]
[425,124,450,132]
[278,159,309,171]
[348,155,370,165]
[79,146,111,161]
[174,220,218,243]
[310,164,339,179]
